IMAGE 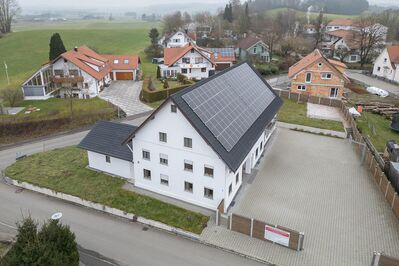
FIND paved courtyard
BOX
[201,127,399,266]
[307,102,343,121]
[99,81,152,116]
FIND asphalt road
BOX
[346,70,399,97]
[0,114,263,266]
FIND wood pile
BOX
[357,102,399,119]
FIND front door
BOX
[330,88,338,98]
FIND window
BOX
[124,59,129,64]
[160,154,168,165]
[201,68,206,72]
[184,137,192,148]
[184,181,193,193]
[204,165,214,177]
[256,148,259,157]
[160,174,169,186]
[350,55,357,62]
[184,160,193,172]
[384,58,388,63]
[84,83,89,89]
[113,59,119,64]
[204,187,214,199]
[377,67,381,71]
[105,155,111,163]
[182,57,190,64]
[173,38,180,43]
[260,141,263,150]
[69,69,79,76]
[318,63,323,67]
[54,69,64,77]
[321,73,332,79]
[182,68,188,74]
[228,183,232,195]
[253,47,257,53]
[171,104,177,113]
[305,73,312,83]
[142,150,150,160]
[195,57,203,64]
[236,173,239,184]
[143,169,151,180]
[297,85,306,91]
[330,88,339,98]
[159,132,167,142]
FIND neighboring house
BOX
[323,30,361,63]
[22,46,140,100]
[235,35,270,62]
[159,43,215,80]
[79,62,282,212]
[303,24,317,35]
[288,49,349,99]
[159,31,197,48]
[196,25,212,39]
[372,45,399,83]
[197,47,236,72]
[325,18,357,32]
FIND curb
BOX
[3,176,200,241]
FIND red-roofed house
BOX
[22,46,140,100]
[288,49,349,99]
[323,30,362,63]
[372,45,399,83]
[326,18,357,32]
[159,43,215,80]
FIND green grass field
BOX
[5,146,209,234]
[264,8,360,21]
[277,99,345,132]
[0,19,160,90]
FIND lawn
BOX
[356,112,399,152]
[277,99,345,132]
[0,19,160,90]
[5,146,209,234]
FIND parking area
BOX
[99,81,152,116]
[229,127,399,266]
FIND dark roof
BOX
[79,121,137,161]
[170,62,282,172]
[236,35,266,50]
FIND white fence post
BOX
[250,218,254,237]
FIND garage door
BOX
[115,72,133,80]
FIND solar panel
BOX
[182,63,275,151]
[208,48,234,57]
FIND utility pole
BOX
[4,61,10,85]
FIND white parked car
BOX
[366,86,389,97]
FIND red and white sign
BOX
[264,225,290,247]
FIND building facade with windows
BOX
[372,45,399,83]
[235,34,270,62]
[79,62,282,212]
[158,31,197,48]
[288,49,349,99]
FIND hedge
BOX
[142,76,193,103]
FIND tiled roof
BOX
[79,121,137,161]
[387,45,399,65]
[163,43,213,66]
[102,55,141,70]
[327,18,355,26]
[236,35,266,50]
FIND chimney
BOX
[74,46,78,52]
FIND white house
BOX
[22,46,140,100]
[159,43,215,80]
[159,31,197,48]
[325,18,357,32]
[79,62,282,212]
[372,45,399,83]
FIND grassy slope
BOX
[0,20,160,90]
[264,7,360,20]
[5,146,209,234]
[356,112,399,152]
[277,99,345,132]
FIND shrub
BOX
[163,79,169,89]
[0,88,23,107]
[177,73,187,84]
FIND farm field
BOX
[0,19,161,90]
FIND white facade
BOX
[373,48,399,83]
[87,151,134,179]
[160,49,215,80]
[326,25,355,32]
[160,31,195,48]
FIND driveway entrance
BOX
[99,81,152,116]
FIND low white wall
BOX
[3,176,200,240]
[88,151,133,179]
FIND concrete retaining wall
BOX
[3,176,200,240]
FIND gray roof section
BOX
[79,121,137,161]
[171,61,282,172]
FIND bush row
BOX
[142,76,192,103]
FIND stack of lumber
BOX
[357,102,399,119]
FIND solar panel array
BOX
[182,63,276,152]
[208,48,235,57]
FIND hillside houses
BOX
[22,46,140,100]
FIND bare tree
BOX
[356,15,386,67]
[334,46,351,62]
[163,11,183,33]
[0,87,22,107]
[313,11,326,49]
[0,0,20,34]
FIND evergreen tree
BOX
[156,66,161,79]
[149,28,160,45]
[163,79,169,89]
[49,33,67,61]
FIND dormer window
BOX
[113,59,119,64]
[124,59,129,64]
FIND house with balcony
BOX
[288,49,349,99]
[159,43,215,80]
[159,31,197,48]
[22,45,140,100]
[235,34,270,62]
[372,45,399,83]
[79,62,282,212]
